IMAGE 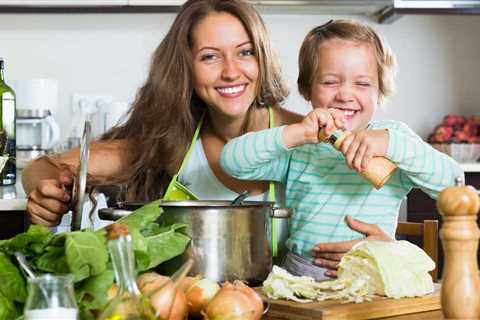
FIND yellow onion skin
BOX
[203,284,257,320]
[137,272,188,320]
[185,278,220,316]
[232,280,264,320]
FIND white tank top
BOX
[178,136,285,204]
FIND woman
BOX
[22,0,389,277]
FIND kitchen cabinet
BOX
[0,0,127,5]
[406,163,480,277]
[128,0,184,5]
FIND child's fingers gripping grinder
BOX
[319,128,397,189]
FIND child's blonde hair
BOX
[297,19,396,105]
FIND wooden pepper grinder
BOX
[437,177,480,319]
[318,128,397,189]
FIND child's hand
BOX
[339,129,389,173]
[283,108,345,148]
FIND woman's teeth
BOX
[343,110,356,116]
[217,85,245,94]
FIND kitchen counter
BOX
[0,180,27,211]
[0,171,28,239]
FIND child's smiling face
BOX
[309,38,380,132]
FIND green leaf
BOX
[130,229,150,272]
[0,252,27,303]
[114,199,163,231]
[0,225,52,256]
[35,245,69,274]
[65,231,108,282]
[145,228,190,270]
[0,291,17,320]
[75,269,114,312]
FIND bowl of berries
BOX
[428,114,480,163]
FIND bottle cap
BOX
[0,58,3,69]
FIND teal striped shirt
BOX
[220,120,464,259]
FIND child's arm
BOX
[220,126,292,182]
[382,121,464,198]
[221,108,345,181]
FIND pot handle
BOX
[98,208,133,221]
[270,207,293,219]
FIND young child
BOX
[220,19,464,280]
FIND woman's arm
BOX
[22,139,129,226]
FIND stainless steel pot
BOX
[159,200,292,285]
[99,200,292,285]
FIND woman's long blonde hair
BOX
[102,0,288,201]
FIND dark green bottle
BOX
[0,58,16,185]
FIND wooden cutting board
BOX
[255,285,441,320]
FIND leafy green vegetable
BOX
[145,225,190,270]
[264,241,435,304]
[0,291,17,320]
[339,240,435,298]
[0,252,27,303]
[0,224,52,256]
[75,270,114,320]
[114,199,162,231]
[65,231,108,282]
[0,199,190,320]
[35,245,69,274]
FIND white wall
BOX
[1,11,479,140]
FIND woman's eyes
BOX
[239,48,255,57]
[199,48,254,62]
[200,53,218,62]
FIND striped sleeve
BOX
[385,121,464,199]
[220,126,292,183]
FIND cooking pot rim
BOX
[160,200,275,208]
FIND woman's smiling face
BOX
[309,38,380,132]
[191,12,259,119]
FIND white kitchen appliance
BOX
[13,79,60,168]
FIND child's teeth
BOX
[344,110,355,116]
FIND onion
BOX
[107,283,119,302]
[185,278,220,316]
[232,280,264,320]
[137,272,188,320]
[179,275,202,293]
[203,283,256,320]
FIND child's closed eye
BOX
[356,81,371,87]
[321,80,339,86]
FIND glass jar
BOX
[24,274,77,320]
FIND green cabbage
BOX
[263,240,435,303]
[338,240,435,298]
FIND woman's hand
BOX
[26,169,73,227]
[339,129,389,173]
[283,108,345,148]
[311,215,393,278]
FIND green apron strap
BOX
[164,113,205,198]
[267,106,278,257]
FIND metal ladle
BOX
[231,190,250,205]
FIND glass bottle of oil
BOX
[0,58,16,185]
[99,223,157,320]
